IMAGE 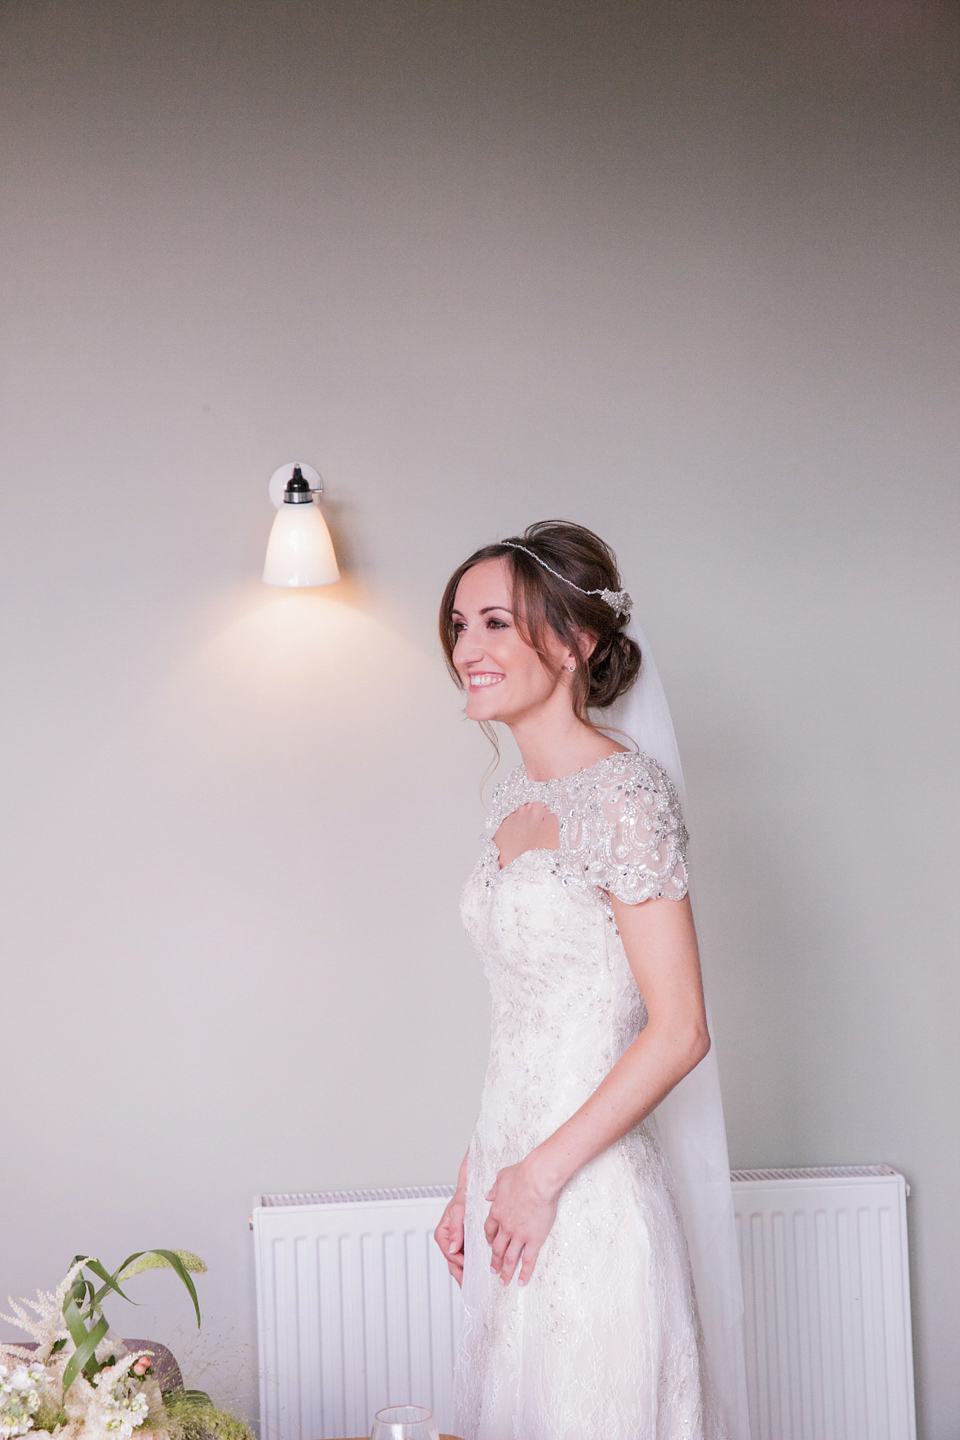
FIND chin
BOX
[466,701,500,723]
[465,692,507,723]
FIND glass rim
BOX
[373,1405,434,1422]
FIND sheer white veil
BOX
[602,620,751,1440]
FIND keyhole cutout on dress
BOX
[493,802,560,871]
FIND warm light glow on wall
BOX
[161,587,453,775]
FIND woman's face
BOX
[451,558,574,725]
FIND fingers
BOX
[517,1242,540,1287]
[434,1201,466,1261]
[488,1225,507,1272]
[496,1236,525,1286]
[488,1230,538,1286]
[445,1251,465,1285]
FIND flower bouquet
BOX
[1,1252,252,1440]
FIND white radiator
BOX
[733,1165,916,1440]
[253,1187,459,1440]
[253,1166,916,1440]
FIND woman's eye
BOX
[452,620,466,635]
[486,618,507,629]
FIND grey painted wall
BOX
[1,1,957,1434]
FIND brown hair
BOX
[438,519,641,722]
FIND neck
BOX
[507,698,624,783]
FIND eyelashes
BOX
[452,617,509,635]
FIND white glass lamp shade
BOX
[262,463,340,587]
[263,503,340,586]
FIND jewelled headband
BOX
[499,540,632,619]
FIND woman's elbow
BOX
[646,1017,712,1079]
[684,1023,711,1072]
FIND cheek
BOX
[510,647,552,693]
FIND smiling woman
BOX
[432,521,746,1440]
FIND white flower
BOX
[0,1364,40,1440]
[85,1352,154,1440]
[0,1421,33,1439]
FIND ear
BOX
[560,632,596,675]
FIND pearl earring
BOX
[566,662,576,672]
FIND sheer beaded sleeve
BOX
[569,751,689,904]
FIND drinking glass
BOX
[369,1404,440,1440]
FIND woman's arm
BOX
[434,1150,470,1285]
[483,892,710,1287]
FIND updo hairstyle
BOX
[439,519,641,722]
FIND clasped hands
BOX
[435,1155,560,1289]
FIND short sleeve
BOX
[575,753,689,904]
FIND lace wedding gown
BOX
[454,751,726,1440]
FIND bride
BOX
[433,521,748,1440]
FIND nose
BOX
[454,624,484,666]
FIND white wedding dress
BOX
[453,750,727,1440]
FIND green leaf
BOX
[84,1258,133,1309]
[61,1310,108,1397]
[66,1257,92,1311]
[62,1291,91,1352]
[149,1250,202,1328]
[108,1249,203,1328]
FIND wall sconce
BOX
[263,462,341,587]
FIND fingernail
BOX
[449,1243,458,1254]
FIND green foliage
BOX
[118,1253,207,1282]
[163,1390,256,1440]
[28,1398,68,1434]
[61,1251,206,1398]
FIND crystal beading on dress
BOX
[454,749,727,1440]
[485,750,688,904]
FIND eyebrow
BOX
[451,605,513,617]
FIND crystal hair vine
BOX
[499,540,633,619]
